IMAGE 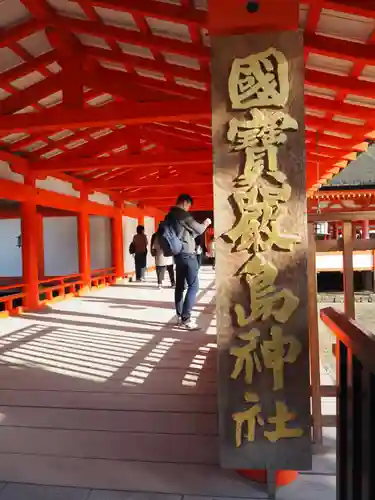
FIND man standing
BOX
[165,194,211,330]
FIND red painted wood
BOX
[21,199,40,309]
[0,98,211,134]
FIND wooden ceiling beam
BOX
[30,150,212,173]
[0,97,211,134]
[87,0,207,27]
[83,65,204,101]
[305,33,375,66]
[0,74,63,115]
[305,116,371,140]
[304,0,375,20]
[305,69,375,99]
[0,51,57,88]
[51,16,210,62]
[305,95,375,124]
[92,176,212,190]
[85,46,209,88]
[131,192,212,202]
[305,130,371,152]
[0,19,44,49]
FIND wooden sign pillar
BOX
[211,29,312,476]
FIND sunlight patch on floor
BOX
[182,343,217,387]
[123,337,180,385]
[0,325,155,383]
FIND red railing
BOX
[0,283,26,316]
[0,267,118,316]
[38,273,84,303]
[320,307,375,500]
[90,267,116,288]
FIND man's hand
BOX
[204,218,212,227]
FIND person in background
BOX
[210,236,215,270]
[132,225,148,282]
[151,231,175,289]
[165,194,212,330]
[195,235,203,269]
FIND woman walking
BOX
[131,225,148,282]
[151,232,175,289]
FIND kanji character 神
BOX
[228,48,289,110]
[261,326,302,391]
[230,329,262,384]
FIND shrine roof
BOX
[0,1,374,210]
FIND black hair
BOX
[136,225,145,234]
[176,194,193,205]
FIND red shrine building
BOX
[0,1,374,499]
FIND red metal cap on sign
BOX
[208,0,299,35]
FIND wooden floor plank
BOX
[0,407,218,434]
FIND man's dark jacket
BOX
[165,206,206,255]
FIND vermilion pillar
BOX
[21,200,40,310]
[37,213,45,279]
[78,208,91,290]
[362,220,370,239]
[112,204,124,280]
[138,210,145,227]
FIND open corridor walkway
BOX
[0,268,335,499]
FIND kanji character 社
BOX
[228,48,289,109]
[232,392,265,447]
[264,401,304,443]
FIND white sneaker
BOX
[180,320,201,331]
[176,316,182,326]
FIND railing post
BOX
[307,222,323,444]
[343,221,355,319]
[21,199,40,310]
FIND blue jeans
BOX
[175,253,199,322]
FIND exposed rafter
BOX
[0,0,373,200]
[0,98,211,134]
[30,150,212,173]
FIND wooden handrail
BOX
[91,267,115,276]
[0,284,25,292]
[321,306,375,499]
[39,273,82,285]
[320,307,375,374]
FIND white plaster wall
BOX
[144,216,155,269]
[44,217,79,276]
[316,252,373,271]
[89,192,114,206]
[0,161,24,183]
[123,216,138,273]
[90,216,112,271]
[36,177,80,197]
[0,219,22,276]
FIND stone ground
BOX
[0,268,354,499]
[318,301,375,378]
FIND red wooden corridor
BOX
[0,0,374,205]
